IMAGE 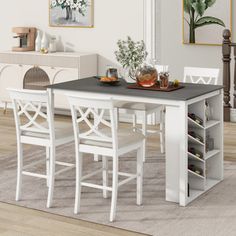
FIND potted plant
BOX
[115,36,148,81]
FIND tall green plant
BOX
[184,0,225,43]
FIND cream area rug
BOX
[1,143,236,236]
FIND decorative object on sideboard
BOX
[12,27,36,52]
[49,0,94,28]
[183,0,231,45]
[115,36,148,82]
[35,29,41,52]
[49,36,57,53]
[41,32,49,50]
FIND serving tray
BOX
[127,84,184,92]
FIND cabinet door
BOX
[51,67,79,109]
[0,63,22,103]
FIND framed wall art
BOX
[49,0,94,28]
[183,0,232,45]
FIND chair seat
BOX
[115,101,161,112]
[81,128,144,149]
[22,121,74,143]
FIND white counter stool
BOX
[183,67,220,85]
[67,95,144,222]
[8,89,74,208]
[116,65,168,161]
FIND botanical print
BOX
[183,0,231,45]
[49,0,93,27]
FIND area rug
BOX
[1,143,236,236]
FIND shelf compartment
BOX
[205,120,220,129]
[205,149,220,161]
[187,188,204,202]
[188,152,205,163]
[188,117,204,129]
[188,169,205,179]
[188,135,205,146]
[205,178,221,191]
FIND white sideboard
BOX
[0,51,97,111]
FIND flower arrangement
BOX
[51,0,88,16]
[115,36,148,80]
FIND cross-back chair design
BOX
[8,88,74,208]
[67,95,144,222]
[117,65,168,161]
[183,67,220,85]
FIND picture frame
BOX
[182,0,232,46]
[49,0,94,28]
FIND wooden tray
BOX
[127,84,184,92]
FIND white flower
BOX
[51,0,57,7]
[58,0,64,4]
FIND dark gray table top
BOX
[47,77,223,101]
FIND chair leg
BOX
[132,114,137,131]
[74,152,83,214]
[16,142,23,201]
[94,154,101,162]
[137,146,143,205]
[110,155,118,222]
[141,112,147,162]
[3,102,8,115]
[47,145,55,208]
[46,147,50,187]
[102,156,109,199]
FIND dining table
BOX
[47,77,224,207]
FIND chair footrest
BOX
[22,171,47,179]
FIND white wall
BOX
[158,0,236,85]
[0,0,144,75]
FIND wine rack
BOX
[187,94,223,203]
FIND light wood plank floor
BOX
[0,109,236,235]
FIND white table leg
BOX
[165,102,188,206]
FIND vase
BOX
[35,30,41,52]
[123,67,136,83]
[66,6,72,20]
[72,10,80,22]
[41,32,48,50]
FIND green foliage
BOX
[183,0,225,43]
[115,36,148,71]
[195,16,225,28]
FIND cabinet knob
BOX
[18,64,22,67]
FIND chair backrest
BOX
[183,67,220,85]
[8,89,53,138]
[67,95,117,149]
[155,65,169,74]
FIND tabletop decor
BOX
[49,0,94,28]
[115,36,148,82]
[183,0,232,45]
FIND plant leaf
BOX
[195,16,225,28]
[192,1,206,17]
[184,0,194,14]
[205,0,216,9]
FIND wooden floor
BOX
[0,109,236,236]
